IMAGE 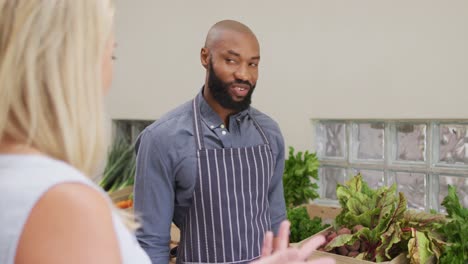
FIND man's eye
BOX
[249,63,258,67]
[226,58,236,64]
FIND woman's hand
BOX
[252,221,335,264]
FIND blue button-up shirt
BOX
[134,91,286,264]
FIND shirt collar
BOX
[196,88,250,129]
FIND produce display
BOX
[318,174,447,263]
[100,138,468,264]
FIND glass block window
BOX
[352,168,385,189]
[438,175,468,209]
[351,123,385,161]
[314,120,468,212]
[396,124,426,162]
[390,171,427,211]
[113,119,154,143]
[437,124,468,165]
[316,122,346,159]
[319,166,347,199]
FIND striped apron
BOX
[176,97,274,264]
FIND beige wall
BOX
[108,0,468,151]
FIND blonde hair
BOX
[0,0,115,176]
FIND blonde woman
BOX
[0,0,151,263]
[0,1,332,264]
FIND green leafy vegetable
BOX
[283,147,320,208]
[399,210,446,262]
[326,174,446,263]
[99,137,136,192]
[407,228,434,264]
[438,185,468,264]
[283,147,327,243]
[287,206,329,243]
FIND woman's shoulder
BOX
[15,182,124,264]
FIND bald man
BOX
[134,20,287,264]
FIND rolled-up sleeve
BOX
[134,129,174,264]
[268,132,287,235]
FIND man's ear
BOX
[200,47,209,69]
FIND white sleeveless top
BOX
[0,154,151,264]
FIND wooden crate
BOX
[309,251,408,264]
[169,224,180,263]
[170,224,180,243]
[297,227,408,264]
[303,203,342,223]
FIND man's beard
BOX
[207,60,255,112]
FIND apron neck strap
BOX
[192,96,271,150]
[192,97,205,151]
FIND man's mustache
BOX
[230,80,253,89]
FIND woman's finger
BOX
[260,231,274,257]
[275,220,290,251]
[297,235,327,261]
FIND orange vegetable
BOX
[116,199,133,209]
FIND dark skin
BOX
[201,20,260,129]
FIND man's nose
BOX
[234,64,250,82]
